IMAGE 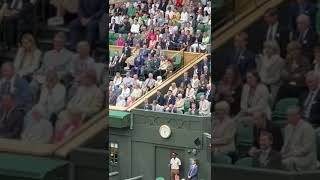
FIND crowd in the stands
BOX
[213,0,320,172]
[109,0,211,52]
[109,0,212,114]
[0,0,106,144]
[140,56,211,116]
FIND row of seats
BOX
[214,97,320,167]
[109,48,184,77]
[213,153,252,167]
[108,23,210,45]
[235,98,299,158]
[109,33,142,46]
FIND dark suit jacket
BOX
[121,22,131,33]
[178,76,191,86]
[0,76,32,111]
[109,23,119,33]
[170,33,179,44]
[126,36,134,47]
[288,1,317,31]
[291,29,318,59]
[78,0,105,20]
[188,101,199,109]
[252,149,282,170]
[155,94,165,106]
[202,72,210,81]
[261,23,289,57]
[188,109,200,115]
[114,7,123,15]
[158,0,169,11]
[165,95,176,105]
[226,48,256,78]
[133,57,144,68]
[199,79,208,91]
[177,34,187,44]
[109,94,117,106]
[0,106,24,139]
[188,68,200,77]
[205,90,212,101]
[198,61,210,74]
[5,0,34,29]
[122,46,131,57]
[188,164,198,180]
[253,121,283,151]
[166,108,177,113]
[299,90,320,127]
[143,104,152,110]
[192,35,203,44]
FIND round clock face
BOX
[159,125,171,138]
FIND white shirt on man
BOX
[266,22,279,41]
[170,157,181,170]
[180,12,189,22]
[38,82,66,118]
[131,23,140,33]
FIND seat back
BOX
[272,98,299,120]
[235,157,253,167]
[196,92,205,101]
[236,124,253,158]
[212,152,232,164]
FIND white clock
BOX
[159,125,172,139]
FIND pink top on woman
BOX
[54,120,82,144]
[117,37,125,46]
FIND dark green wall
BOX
[109,128,132,180]
[109,110,211,180]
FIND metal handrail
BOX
[109,47,189,112]
[109,172,119,176]
[213,0,270,32]
[127,53,207,111]
[124,175,144,180]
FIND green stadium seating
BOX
[203,25,210,32]
[109,33,119,45]
[127,7,136,17]
[184,102,190,112]
[196,92,205,101]
[197,24,204,31]
[272,98,299,120]
[235,157,253,167]
[177,110,183,114]
[122,33,128,40]
[212,153,232,164]
[173,55,182,65]
[177,22,182,28]
[236,124,253,158]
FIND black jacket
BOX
[165,95,176,105]
[155,94,165,106]
[109,23,119,33]
[299,90,320,127]
[252,149,282,170]
[261,23,289,57]
[226,48,256,79]
[253,121,283,151]
[291,29,318,60]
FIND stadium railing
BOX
[128,53,209,111]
